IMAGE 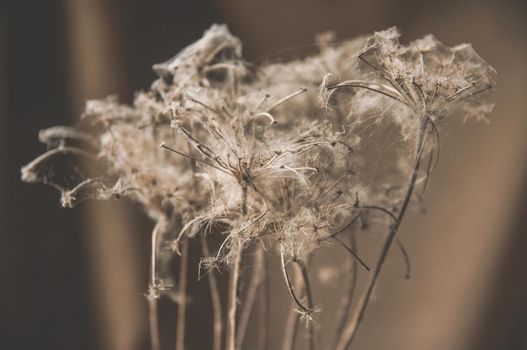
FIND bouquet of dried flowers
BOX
[21,25,495,350]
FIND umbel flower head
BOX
[21,24,495,350]
[322,27,496,140]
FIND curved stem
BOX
[322,210,363,241]
[200,236,223,350]
[267,87,307,112]
[336,119,429,350]
[294,259,315,350]
[395,239,411,280]
[328,80,407,105]
[361,205,411,278]
[149,221,162,350]
[361,205,398,223]
[280,246,311,314]
[175,239,189,350]
[282,265,304,350]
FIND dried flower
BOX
[21,24,495,350]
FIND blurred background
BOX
[2,0,527,349]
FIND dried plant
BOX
[21,24,495,350]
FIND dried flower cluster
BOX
[21,25,495,350]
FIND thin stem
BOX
[328,80,407,105]
[241,185,248,216]
[282,302,301,350]
[322,210,363,241]
[319,211,369,270]
[236,246,265,349]
[331,233,359,349]
[280,246,312,314]
[282,265,303,350]
[294,259,315,350]
[331,236,370,271]
[395,239,411,280]
[361,205,411,279]
[361,205,398,223]
[226,243,242,350]
[258,250,270,350]
[160,142,228,174]
[419,145,435,198]
[149,221,162,350]
[336,119,429,350]
[150,223,160,293]
[267,87,307,112]
[149,299,161,350]
[357,53,401,93]
[175,239,189,350]
[200,236,223,350]
[226,181,249,350]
